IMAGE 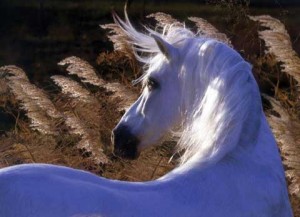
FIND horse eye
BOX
[147,77,159,91]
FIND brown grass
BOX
[264,95,300,214]
[0,65,62,135]
[249,15,300,84]
[188,16,232,46]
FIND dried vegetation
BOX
[0,6,299,216]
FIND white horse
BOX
[0,12,293,217]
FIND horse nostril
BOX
[112,125,139,159]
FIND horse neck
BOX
[176,39,263,168]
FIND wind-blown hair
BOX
[114,12,262,166]
[177,42,262,165]
[112,12,194,65]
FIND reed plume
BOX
[52,75,95,103]
[56,57,137,164]
[146,13,230,45]
[101,23,133,57]
[59,56,137,112]
[100,18,139,73]
[249,15,300,83]
[188,17,232,46]
[146,12,182,28]
[0,65,61,135]
[64,111,108,164]
[51,74,108,164]
[264,95,300,207]
[104,82,137,112]
[58,56,105,87]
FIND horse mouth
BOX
[112,125,140,160]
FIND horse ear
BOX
[152,34,177,61]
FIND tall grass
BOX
[0,7,299,215]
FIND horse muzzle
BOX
[112,125,140,160]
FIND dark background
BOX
[0,0,299,84]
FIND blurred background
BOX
[0,0,299,84]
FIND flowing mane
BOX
[114,13,262,166]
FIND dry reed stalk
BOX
[59,57,137,112]
[0,65,29,80]
[97,51,127,66]
[100,11,138,72]
[56,57,138,164]
[100,21,140,73]
[249,15,300,84]
[51,75,95,103]
[0,79,8,93]
[51,75,108,164]
[188,17,232,46]
[146,12,182,28]
[104,82,137,112]
[58,56,105,87]
[64,111,108,164]
[51,74,102,129]
[146,13,231,45]
[264,95,300,202]
[96,50,140,76]
[100,22,132,55]
[0,65,62,135]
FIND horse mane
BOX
[177,42,262,165]
[114,11,263,167]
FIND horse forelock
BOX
[113,12,194,67]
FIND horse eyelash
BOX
[147,77,160,90]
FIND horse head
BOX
[112,34,185,159]
[111,12,261,166]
